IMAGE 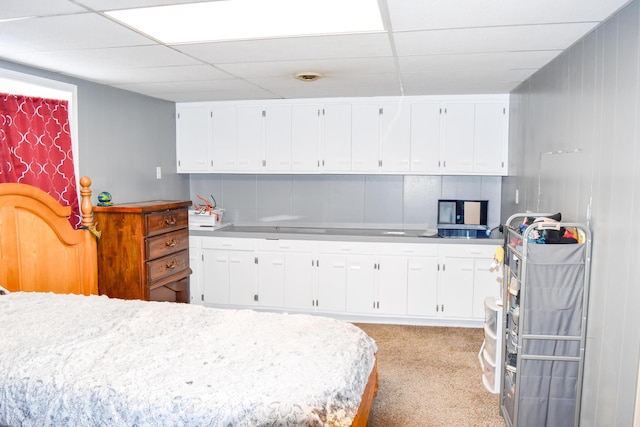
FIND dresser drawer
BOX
[146,229,189,260]
[149,276,189,303]
[146,250,189,283]
[146,209,189,236]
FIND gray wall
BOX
[0,59,189,204]
[503,1,640,424]
[190,174,502,231]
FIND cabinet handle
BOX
[164,215,177,226]
[165,239,177,247]
[165,259,178,269]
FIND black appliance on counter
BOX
[437,199,489,238]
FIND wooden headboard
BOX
[0,176,98,295]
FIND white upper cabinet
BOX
[440,101,508,175]
[211,106,238,171]
[176,103,212,172]
[235,105,264,172]
[441,103,476,173]
[176,94,509,176]
[351,103,381,172]
[321,104,352,172]
[351,102,411,173]
[264,105,292,171]
[380,103,411,172]
[473,102,508,175]
[410,103,441,173]
[291,105,321,172]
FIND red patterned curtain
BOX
[0,93,81,229]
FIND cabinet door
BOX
[202,248,230,304]
[473,103,507,174]
[264,105,292,171]
[211,106,238,171]
[441,103,475,173]
[176,104,212,172]
[228,251,257,305]
[257,252,286,307]
[236,106,264,171]
[322,104,352,172]
[284,252,315,310]
[440,257,475,318]
[291,105,321,172]
[189,244,204,305]
[317,254,347,312]
[380,103,411,172]
[351,104,380,172]
[472,258,500,319]
[376,255,408,315]
[410,103,441,173]
[407,256,439,316]
[346,254,376,314]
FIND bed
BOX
[0,179,378,427]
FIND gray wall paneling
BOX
[502,1,640,424]
[190,174,503,232]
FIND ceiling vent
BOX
[294,72,323,82]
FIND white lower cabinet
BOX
[189,237,204,305]
[316,253,347,312]
[407,256,439,316]
[192,236,499,323]
[200,237,257,306]
[440,244,500,320]
[346,254,376,314]
[257,239,315,310]
[256,251,286,307]
[472,257,499,319]
[439,256,475,319]
[373,255,408,315]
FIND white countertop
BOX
[189,224,503,245]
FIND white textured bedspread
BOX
[0,292,377,427]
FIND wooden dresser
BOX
[93,200,191,303]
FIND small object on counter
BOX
[97,191,112,206]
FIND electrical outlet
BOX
[156,166,162,180]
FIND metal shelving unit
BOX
[499,213,592,427]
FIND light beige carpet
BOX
[354,323,504,427]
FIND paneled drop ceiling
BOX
[0,0,631,102]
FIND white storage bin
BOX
[478,342,499,393]
[484,324,498,359]
[484,296,502,335]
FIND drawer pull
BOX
[164,215,177,226]
[166,259,178,269]
[165,239,177,247]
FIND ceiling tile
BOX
[0,14,155,54]
[90,64,234,85]
[393,23,599,56]
[217,57,397,79]
[398,51,563,73]
[0,0,86,19]
[74,0,213,12]
[386,0,631,31]
[173,33,393,64]
[6,45,201,81]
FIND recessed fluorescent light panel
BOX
[106,0,384,44]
